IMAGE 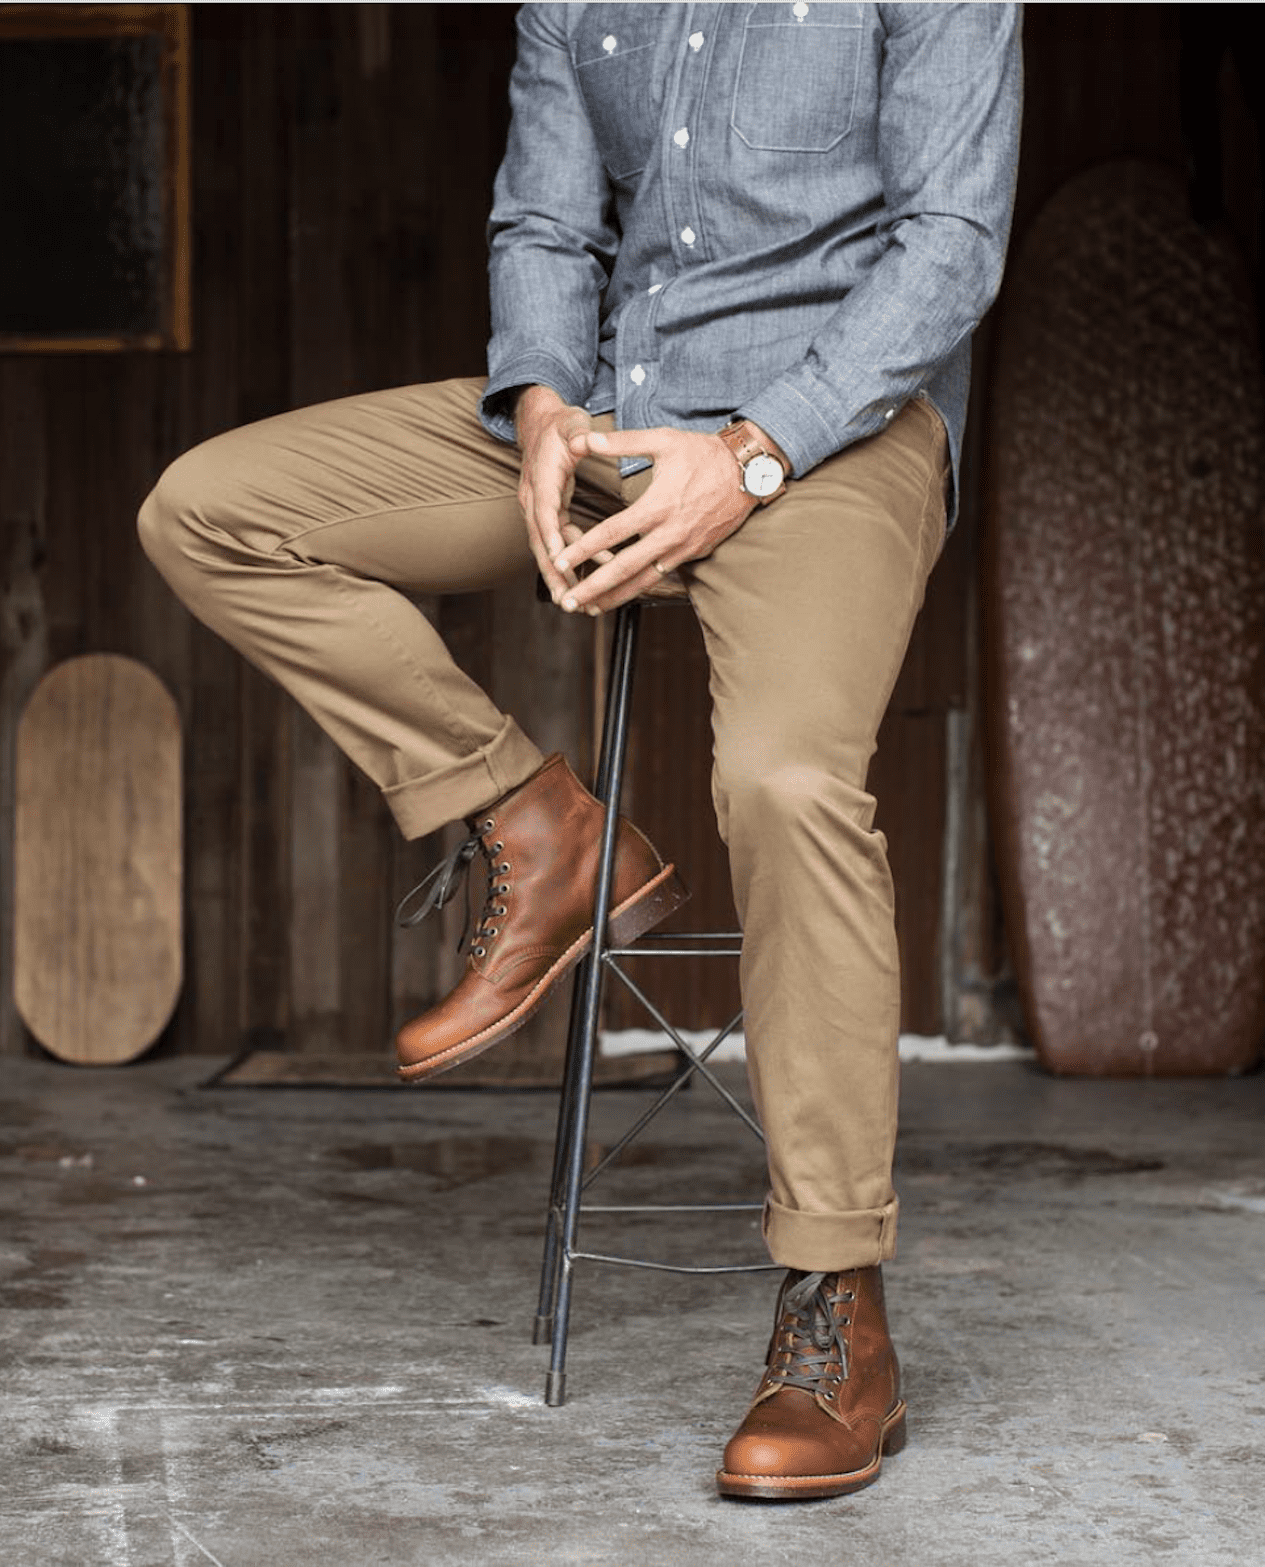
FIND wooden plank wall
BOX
[0,3,592,1067]
[2,6,1258,1063]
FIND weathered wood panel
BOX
[0,5,528,1066]
[14,656,182,1063]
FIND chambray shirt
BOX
[480,3,1022,510]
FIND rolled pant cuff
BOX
[381,719,544,840]
[762,1194,899,1273]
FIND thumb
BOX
[569,426,669,461]
[558,408,595,444]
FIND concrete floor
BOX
[2,1051,1263,1567]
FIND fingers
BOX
[557,530,670,614]
[520,409,593,600]
[561,521,614,567]
[531,460,570,562]
[529,528,573,601]
[545,423,750,616]
[566,555,674,616]
[553,498,653,574]
[538,416,594,565]
[524,489,569,600]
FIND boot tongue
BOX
[784,1270,829,1311]
[768,1272,849,1394]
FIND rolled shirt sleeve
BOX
[480,5,619,442]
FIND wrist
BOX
[513,384,568,443]
[736,421,790,473]
[716,419,790,505]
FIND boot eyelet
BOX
[486,927,498,938]
[480,818,495,832]
[499,862,511,875]
[492,840,504,853]
[472,945,486,958]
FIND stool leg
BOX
[534,605,641,1346]
[543,601,642,1406]
[531,966,589,1344]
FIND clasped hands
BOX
[515,385,768,616]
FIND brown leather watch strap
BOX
[717,420,788,505]
[717,421,767,468]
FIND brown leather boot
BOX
[716,1265,906,1500]
[395,753,687,1081]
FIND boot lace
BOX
[764,1271,853,1395]
[394,817,511,959]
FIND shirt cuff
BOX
[479,353,594,445]
[739,374,898,478]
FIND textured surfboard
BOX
[984,161,1265,1076]
[15,654,182,1064]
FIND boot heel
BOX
[881,1405,908,1457]
[608,865,690,946]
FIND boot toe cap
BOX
[721,1390,882,1485]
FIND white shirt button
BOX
[883,406,896,421]
[630,364,647,386]
[673,127,690,148]
[792,2,809,18]
[689,31,705,51]
[647,283,663,295]
[681,226,696,245]
[602,34,617,53]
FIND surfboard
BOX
[984,160,1265,1076]
[14,654,183,1064]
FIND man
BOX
[141,3,1021,1500]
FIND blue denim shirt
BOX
[480,3,1021,511]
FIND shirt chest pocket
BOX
[731,2,864,153]
[573,22,664,181]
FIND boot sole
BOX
[714,1402,907,1502]
[397,862,690,1082]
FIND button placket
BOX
[661,11,707,267]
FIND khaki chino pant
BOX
[139,376,948,1272]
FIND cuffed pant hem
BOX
[762,1194,899,1272]
[381,718,544,840]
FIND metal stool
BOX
[531,593,778,1407]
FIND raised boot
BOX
[395,753,687,1081]
[716,1265,906,1500]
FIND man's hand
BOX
[514,386,596,603]
[551,425,770,615]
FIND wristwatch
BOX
[717,420,788,506]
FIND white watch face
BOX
[743,453,784,498]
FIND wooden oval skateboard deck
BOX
[984,160,1265,1077]
[14,654,182,1064]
